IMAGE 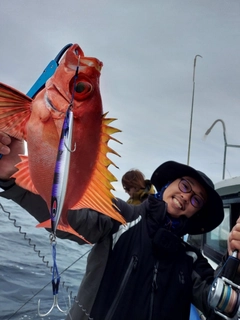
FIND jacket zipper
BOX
[105,255,138,320]
[148,261,159,320]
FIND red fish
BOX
[0,44,125,241]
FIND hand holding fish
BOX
[0,132,25,180]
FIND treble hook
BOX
[37,279,71,317]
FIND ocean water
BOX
[0,197,92,320]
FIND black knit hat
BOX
[151,161,224,235]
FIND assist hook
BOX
[37,234,71,317]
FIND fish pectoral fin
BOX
[0,83,32,140]
[11,155,39,194]
[36,219,91,244]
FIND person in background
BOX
[122,169,155,204]
[2,132,240,320]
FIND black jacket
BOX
[0,182,223,320]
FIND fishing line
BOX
[5,247,91,320]
[69,54,80,106]
[0,202,92,318]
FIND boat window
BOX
[205,206,229,255]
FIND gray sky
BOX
[0,0,240,200]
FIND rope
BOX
[0,203,51,269]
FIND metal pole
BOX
[187,55,202,166]
[222,121,227,180]
[204,119,240,180]
[223,143,227,180]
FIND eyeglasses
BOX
[178,178,205,209]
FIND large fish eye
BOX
[70,76,93,101]
[75,81,92,94]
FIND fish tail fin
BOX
[0,83,32,140]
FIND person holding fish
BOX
[0,43,240,320]
[122,169,155,204]
[2,132,240,320]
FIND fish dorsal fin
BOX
[12,155,39,194]
[0,83,32,140]
[71,113,125,225]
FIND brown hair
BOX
[122,169,146,190]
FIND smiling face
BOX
[162,176,207,218]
